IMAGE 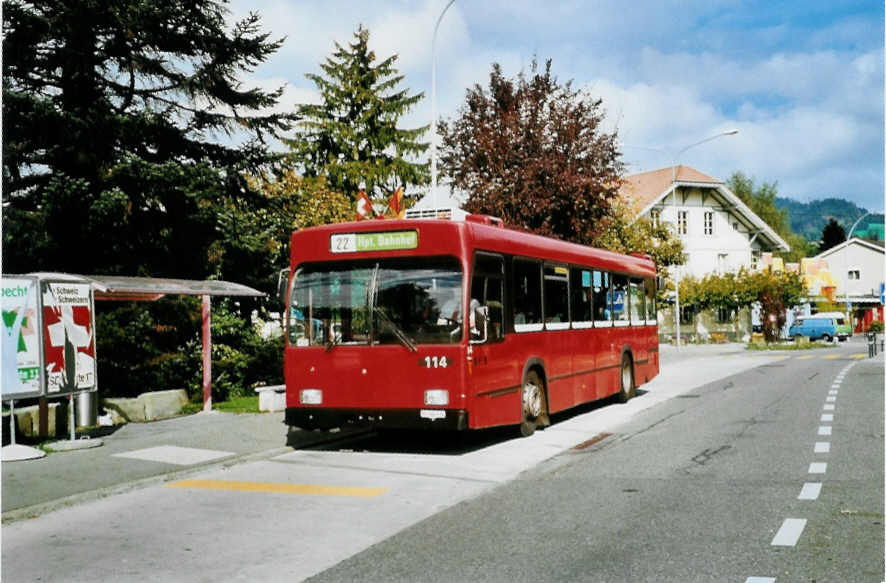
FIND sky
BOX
[228,0,885,213]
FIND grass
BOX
[746,340,837,351]
[181,395,261,414]
[214,395,261,413]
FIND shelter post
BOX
[202,295,212,411]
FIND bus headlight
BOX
[300,389,322,405]
[424,389,449,406]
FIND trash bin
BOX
[75,391,97,428]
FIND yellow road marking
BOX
[166,479,387,498]
[850,353,867,359]
[823,354,841,359]
[796,355,815,360]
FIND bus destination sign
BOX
[330,231,418,254]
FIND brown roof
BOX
[619,165,721,211]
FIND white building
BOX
[814,237,885,330]
[619,165,789,277]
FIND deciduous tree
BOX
[726,172,812,261]
[439,58,623,246]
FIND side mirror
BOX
[277,268,290,306]
[470,302,488,344]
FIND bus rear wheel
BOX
[617,354,635,403]
[520,370,547,437]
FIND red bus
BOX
[283,214,659,439]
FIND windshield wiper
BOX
[373,305,417,352]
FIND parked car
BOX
[807,312,852,341]
[789,317,837,342]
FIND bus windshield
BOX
[289,256,463,348]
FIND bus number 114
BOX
[423,356,448,369]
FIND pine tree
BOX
[819,218,847,252]
[2,0,293,278]
[291,26,429,201]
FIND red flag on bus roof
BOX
[387,187,405,219]
[355,190,373,221]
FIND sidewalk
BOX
[2,410,290,521]
[0,341,856,522]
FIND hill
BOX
[775,197,884,243]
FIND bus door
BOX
[629,277,649,367]
[543,263,574,411]
[467,253,512,428]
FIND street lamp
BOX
[669,130,738,349]
[625,129,739,349]
[430,0,456,214]
[842,211,871,330]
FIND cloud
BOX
[225,0,884,211]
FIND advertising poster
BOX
[1,277,43,399]
[42,282,96,395]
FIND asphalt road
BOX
[307,346,884,583]
[2,342,881,583]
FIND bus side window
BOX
[645,278,656,323]
[543,264,569,328]
[592,271,610,324]
[629,277,644,325]
[571,268,593,327]
[612,274,629,323]
[513,259,542,331]
[471,253,505,341]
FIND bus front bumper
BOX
[285,407,469,432]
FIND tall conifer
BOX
[291,26,429,201]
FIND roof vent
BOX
[465,214,504,227]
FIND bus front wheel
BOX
[520,370,547,437]
[617,354,635,403]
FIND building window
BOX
[848,269,860,280]
[717,306,734,323]
[704,211,714,235]
[751,250,761,270]
[650,210,661,228]
[677,210,688,235]
[733,221,740,231]
[679,306,694,325]
[717,253,728,274]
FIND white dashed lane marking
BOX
[814,442,830,453]
[808,462,827,474]
[771,518,807,546]
[817,426,832,436]
[821,413,834,422]
[798,482,822,500]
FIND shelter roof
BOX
[24,273,265,302]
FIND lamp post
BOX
[430,0,456,214]
[669,130,738,349]
[843,211,871,330]
[625,129,738,349]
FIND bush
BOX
[868,321,884,333]
[96,297,283,403]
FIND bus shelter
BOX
[2,273,264,459]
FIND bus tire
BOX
[520,369,547,437]
[617,353,635,403]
